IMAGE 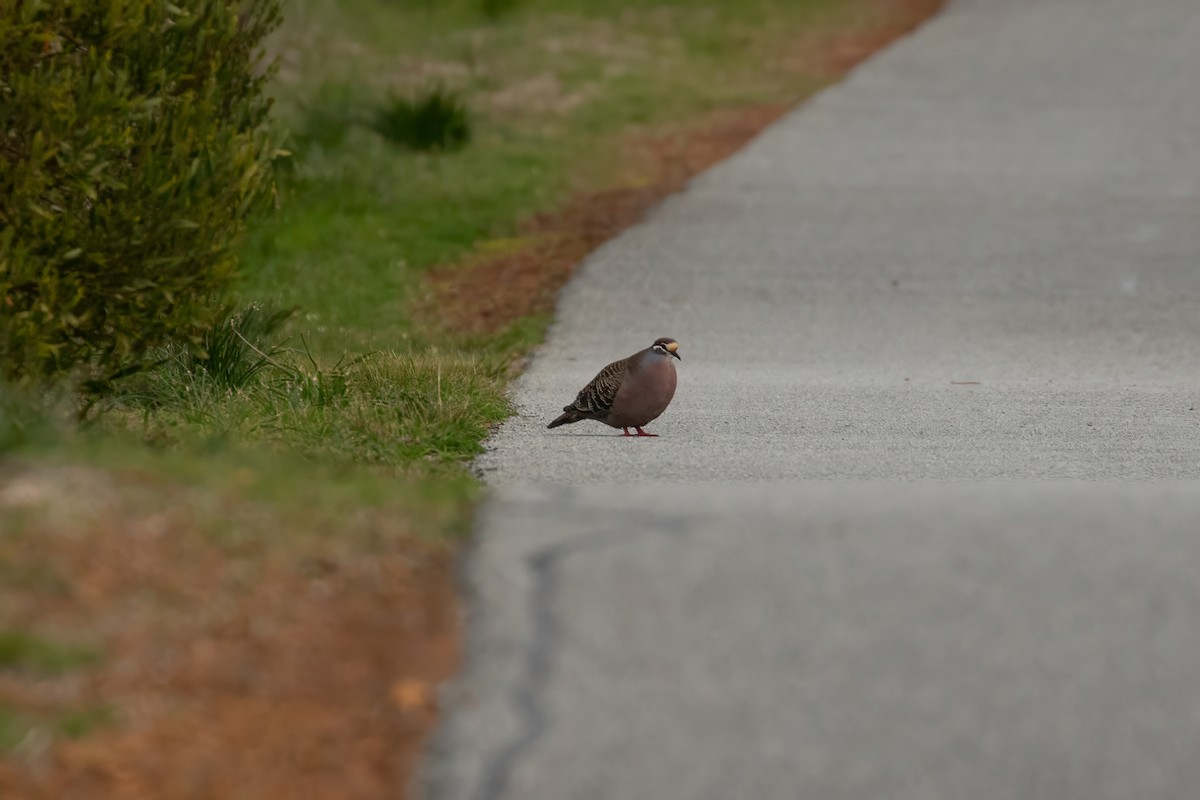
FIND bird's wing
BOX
[565,357,629,416]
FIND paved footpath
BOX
[423,0,1200,797]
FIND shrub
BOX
[0,0,284,385]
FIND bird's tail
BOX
[547,410,579,429]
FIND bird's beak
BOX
[666,342,681,360]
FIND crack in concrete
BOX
[472,510,694,800]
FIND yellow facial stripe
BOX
[665,341,679,353]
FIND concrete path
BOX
[424,0,1200,797]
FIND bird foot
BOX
[634,427,658,437]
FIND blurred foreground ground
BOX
[0,464,455,799]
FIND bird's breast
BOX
[606,359,677,428]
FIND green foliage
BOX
[0,0,284,385]
[370,87,471,152]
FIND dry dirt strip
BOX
[423,0,1200,797]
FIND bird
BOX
[547,337,681,436]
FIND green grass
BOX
[110,347,510,467]
[0,631,99,676]
[235,134,563,347]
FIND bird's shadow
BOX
[543,432,659,438]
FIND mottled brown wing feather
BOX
[564,356,630,419]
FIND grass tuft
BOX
[369,87,472,152]
[337,351,510,461]
[183,304,296,391]
[114,303,294,409]
[481,0,521,19]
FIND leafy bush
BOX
[0,0,284,385]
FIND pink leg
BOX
[634,427,658,437]
[622,428,633,436]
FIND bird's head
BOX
[651,337,681,361]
